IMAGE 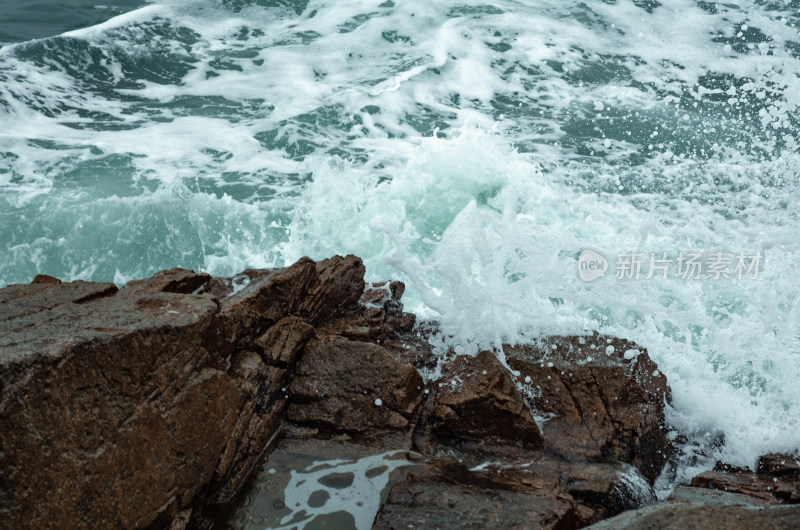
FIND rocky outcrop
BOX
[505,336,672,484]
[423,350,544,451]
[0,257,365,529]
[686,453,800,506]
[287,335,424,436]
[1,256,685,530]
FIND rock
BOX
[589,454,800,529]
[215,258,317,346]
[423,350,544,452]
[360,280,405,307]
[372,459,581,529]
[295,255,366,324]
[205,350,287,506]
[253,316,315,367]
[287,335,424,437]
[0,278,234,529]
[667,486,770,506]
[167,509,192,530]
[0,255,374,529]
[2,254,681,530]
[506,334,672,483]
[587,497,800,529]
[31,274,61,285]
[0,278,118,322]
[690,468,800,504]
[122,268,211,295]
[758,453,800,478]
[557,461,655,521]
[230,437,415,528]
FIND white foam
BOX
[275,451,411,530]
[2,0,800,475]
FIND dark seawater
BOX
[1,0,799,518]
[0,0,146,44]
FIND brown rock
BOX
[203,350,287,506]
[0,280,234,529]
[684,453,800,506]
[317,312,386,342]
[360,280,405,307]
[690,469,799,505]
[667,486,770,506]
[31,274,61,284]
[558,461,655,520]
[758,453,800,478]
[287,335,424,437]
[1,255,680,530]
[372,459,580,529]
[122,268,211,295]
[295,255,366,324]
[0,279,117,323]
[216,258,317,345]
[506,334,672,483]
[0,255,373,529]
[253,315,315,367]
[425,350,544,451]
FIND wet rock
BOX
[757,453,800,479]
[689,454,800,505]
[0,255,374,529]
[315,277,415,345]
[1,254,680,530]
[667,486,770,506]
[229,437,413,529]
[122,268,211,295]
[372,459,581,529]
[423,350,544,451]
[360,280,405,307]
[557,461,655,521]
[506,334,672,483]
[167,509,193,530]
[216,258,317,346]
[206,351,287,506]
[0,278,118,322]
[0,278,234,529]
[253,316,315,367]
[592,453,800,529]
[287,335,424,437]
[588,497,800,529]
[31,274,61,285]
[295,255,366,324]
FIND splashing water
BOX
[1,0,799,471]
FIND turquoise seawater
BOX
[1,0,799,485]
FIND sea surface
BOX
[2,0,799,503]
